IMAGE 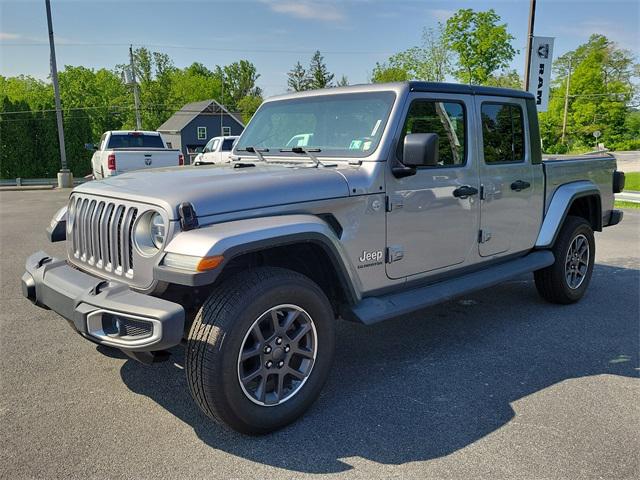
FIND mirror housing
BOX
[403,133,439,167]
[84,143,98,151]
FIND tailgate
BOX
[112,150,180,172]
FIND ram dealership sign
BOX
[527,36,555,112]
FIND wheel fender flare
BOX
[536,180,601,248]
[160,214,361,301]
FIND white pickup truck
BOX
[194,136,239,165]
[91,131,184,178]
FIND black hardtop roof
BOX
[408,81,534,100]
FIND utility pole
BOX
[524,0,537,91]
[45,0,71,188]
[220,71,224,136]
[129,45,142,130]
[561,57,573,144]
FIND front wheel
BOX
[186,267,335,434]
[534,215,595,304]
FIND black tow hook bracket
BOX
[37,256,52,268]
[124,350,171,364]
[178,202,199,231]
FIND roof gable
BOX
[157,99,244,132]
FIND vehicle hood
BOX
[74,163,351,219]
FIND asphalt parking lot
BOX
[1,189,638,479]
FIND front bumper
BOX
[22,251,184,352]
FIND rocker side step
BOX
[347,250,555,325]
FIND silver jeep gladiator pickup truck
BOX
[22,82,625,434]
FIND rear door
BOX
[476,97,538,257]
[385,93,480,279]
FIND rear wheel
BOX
[186,267,335,434]
[534,215,595,304]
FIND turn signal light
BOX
[178,153,184,166]
[196,255,224,271]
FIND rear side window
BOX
[481,103,525,164]
[107,133,165,149]
[221,138,235,151]
[398,100,466,167]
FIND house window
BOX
[222,126,231,136]
[197,126,207,140]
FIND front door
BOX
[476,97,537,257]
[386,94,480,279]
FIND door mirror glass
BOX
[403,133,439,167]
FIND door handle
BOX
[452,185,479,199]
[511,180,531,191]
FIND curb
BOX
[0,185,56,192]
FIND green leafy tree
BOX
[371,64,409,83]
[307,50,334,89]
[444,9,517,85]
[237,95,263,123]
[219,60,261,110]
[287,61,310,91]
[486,69,523,89]
[540,34,637,152]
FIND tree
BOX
[220,60,261,109]
[444,9,517,85]
[336,75,349,87]
[486,69,523,89]
[307,50,334,89]
[539,34,638,152]
[371,64,409,83]
[287,61,310,91]
[237,95,263,123]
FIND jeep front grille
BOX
[70,196,138,277]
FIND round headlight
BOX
[150,212,165,249]
[134,211,166,256]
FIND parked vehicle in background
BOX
[90,131,184,178]
[194,136,239,165]
[25,82,624,435]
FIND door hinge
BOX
[386,245,404,263]
[385,195,404,212]
[478,229,492,244]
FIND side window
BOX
[211,139,220,151]
[221,138,235,151]
[481,103,525,164]
[398,100,466,167]
[197,126,207,140]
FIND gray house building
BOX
[157,99,244,163]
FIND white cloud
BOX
[0,32,22,41]
[261,1,345,22]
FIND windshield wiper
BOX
[237,146,269,162]
[280,147,322,167]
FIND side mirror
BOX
[403,133,439,167]
[85,143,97,151]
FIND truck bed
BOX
[542,153,617,224]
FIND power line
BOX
[0,41,395,56]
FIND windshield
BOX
[236,91,395,158]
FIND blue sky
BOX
[1,0,638,97]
